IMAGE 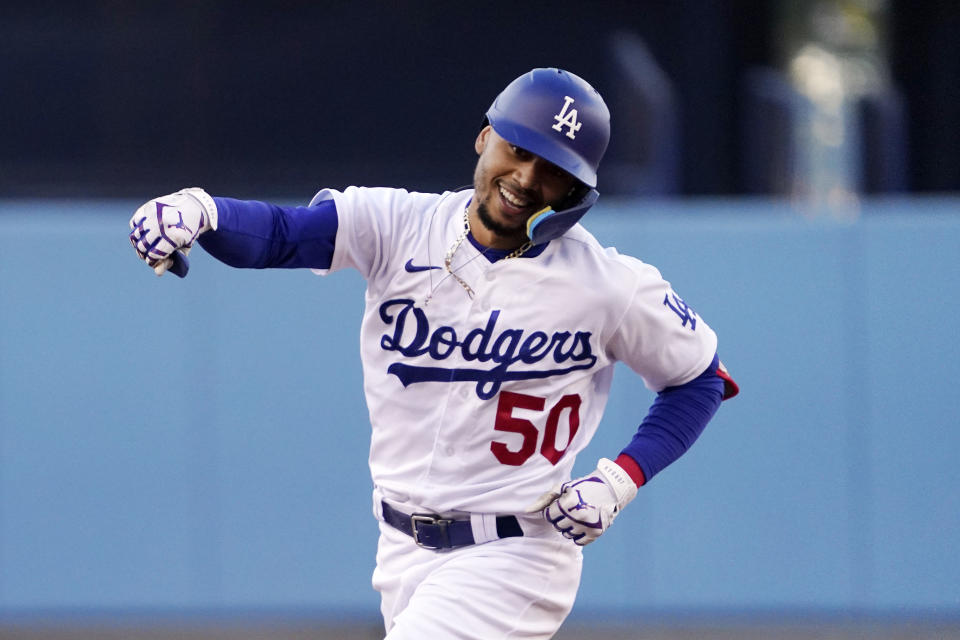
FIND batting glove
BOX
[526,458,638,546]
[129,187,218,276]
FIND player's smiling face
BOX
[469,126,577,250]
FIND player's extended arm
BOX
[527,354,738,546]
[128,189,339,276]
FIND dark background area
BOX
[0,0,956,199]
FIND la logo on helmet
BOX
[551,96,582,140]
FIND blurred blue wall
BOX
[1,197,958,621]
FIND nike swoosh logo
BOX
[404,259,441,272]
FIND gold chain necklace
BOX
[442,208,533,300]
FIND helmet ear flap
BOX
[526,188,599,245]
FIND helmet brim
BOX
[487,116,598,188]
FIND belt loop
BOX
[469,513,499,545]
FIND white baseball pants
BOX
[372,517,582,639]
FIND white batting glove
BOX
[526,458,638,546]
[128,187,218,276]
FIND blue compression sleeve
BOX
[197,197,338,269]
[619,354,725,483]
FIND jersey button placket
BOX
[470,278,492,313]
[425,386,462,477]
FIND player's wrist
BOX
[596,457,638,509]
[179,187,219,232]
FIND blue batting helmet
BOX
[485,68,610,188]
[485,68,610,244]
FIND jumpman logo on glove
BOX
[568,489,594,512]
[166,209,194,235]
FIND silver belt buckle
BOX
[411,513,453,549]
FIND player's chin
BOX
[496,210,532,235]
[477,201,527,237]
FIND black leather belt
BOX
[380,500,523,550]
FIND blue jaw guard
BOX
[525,188,599,245]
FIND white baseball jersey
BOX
[309,186,717,515]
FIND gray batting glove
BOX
[129,187,218,276]
[526,458,638,546]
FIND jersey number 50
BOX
[491,391,581,466]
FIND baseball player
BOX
[129,68,738,639]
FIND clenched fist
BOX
[526,458,638,546]
[129,188,218,276]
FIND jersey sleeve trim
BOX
[717,359,740,400]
